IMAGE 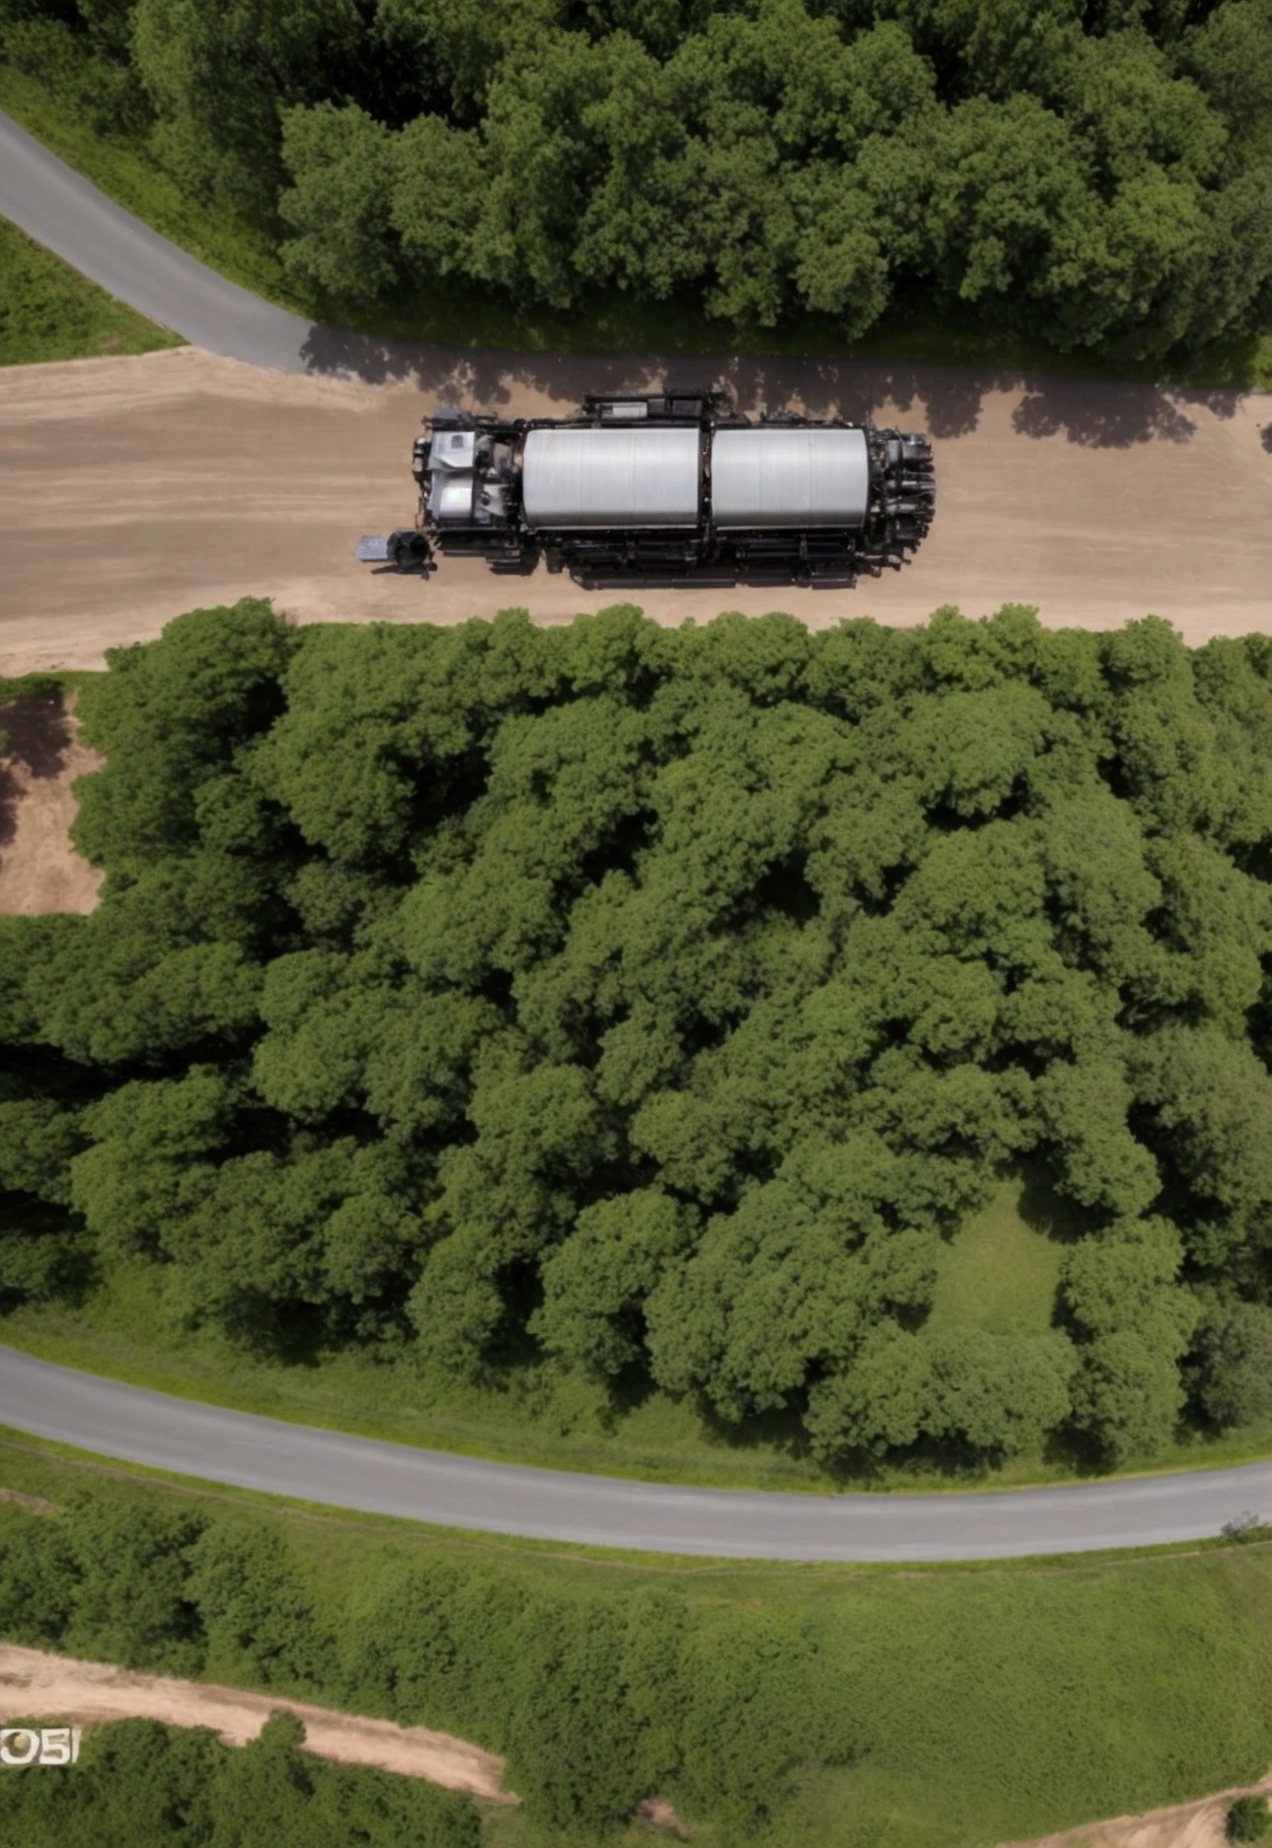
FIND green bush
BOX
[0,1492,840,1832]
[0,1495,333,1686]
[1228,1794,1271,1843]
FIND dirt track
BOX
[1,346,1270,675]
[0,692,101,914]
[0,1642,515,1800]
[1002,1772,1272,1848]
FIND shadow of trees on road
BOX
[298,323,1250,449]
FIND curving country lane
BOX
[0,109,316,369]
[2,1345,1270,1561]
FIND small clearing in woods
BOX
[1003,1774,1272,1848]
[0,1642,516,1802]
[0,692,101,916]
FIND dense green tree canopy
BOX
[8,600,1272,1468]
[4,0,1272,355]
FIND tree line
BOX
[6,601,1272,1470]
[3,0,1272,358]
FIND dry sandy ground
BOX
[0,1641,515,1801]
[1003,1772,1272,1848]
[1,345,1270,676]
[0,693,101,914]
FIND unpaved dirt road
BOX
[2,346,1269,678]
[0,1642,515,1800]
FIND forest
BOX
[2,0,1272,360]
[6,601,1272,1474]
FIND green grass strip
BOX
[0,213,182,366]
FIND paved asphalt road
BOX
[0,109,316,369]
[4,1345,1271,1560]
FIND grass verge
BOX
[0,214,182,366]
[3,64,1271,387]
[3,1430,1272,1848]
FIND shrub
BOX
[1227,1794,1271,1843]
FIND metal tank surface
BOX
[522,426,703,527]
[357,388,935,589]
[711,426,871,528]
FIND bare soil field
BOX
[0,1641,515,1800]
[0,692,100,914]
[1,346,1270,677]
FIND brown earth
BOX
[639,1795,691,1837]
[0,1642,516,1801]
[1001,1774,1272,1848]
[0,691,101,915]
[1,346,1270,679]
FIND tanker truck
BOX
[358,388,935,590]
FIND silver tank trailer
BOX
[357,389,934,589]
